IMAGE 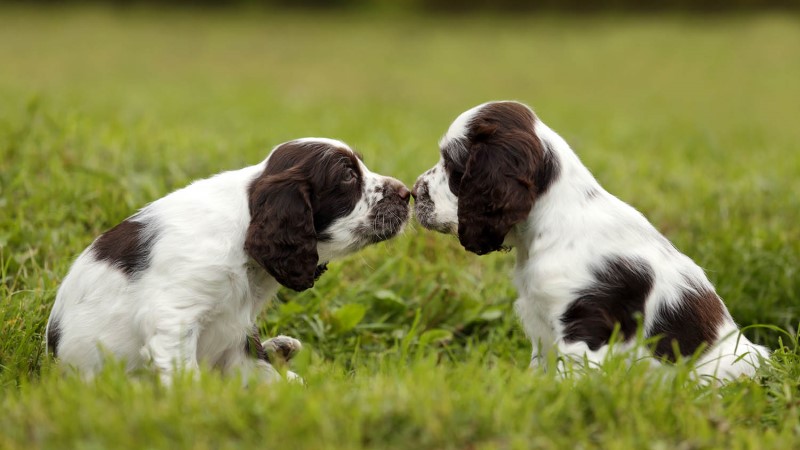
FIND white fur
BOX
[439,105,480,151]
[415,162,459,233]
[47,138,407,382]
[416,103,769,382]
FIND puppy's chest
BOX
[513,257,583,340]
[196,264,278,364]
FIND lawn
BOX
[1,6,799,449]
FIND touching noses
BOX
[387,178,411,203]
[398,185,411,203]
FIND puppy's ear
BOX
[245,175,319,291]
[457,124,539,255]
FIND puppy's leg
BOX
[528,339,549,369]
[234,329,303,383]
[241,357,283,384]
[214,331,280,384]
[553,340,611,376]
[262,335,303,382]
[529,348,543,369]
[262,335,303,364]
[143,325,201,384]
[140,301,207,384]
[694,328,770,382]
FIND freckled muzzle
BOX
[411,178,435,228]
[361,179,411,243]
[412,173,453,234]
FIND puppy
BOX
[46,138,411,382]
[413,101,769,381]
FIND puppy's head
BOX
[413,101,558,255]
[246,138,410,291]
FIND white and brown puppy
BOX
[47,138,411,382]
[413,101,768,381]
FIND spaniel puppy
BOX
[413,101,769,381]
[47,138,411,382]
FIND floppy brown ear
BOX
[457,126,538,255]
[245,175,319,291]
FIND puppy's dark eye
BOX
[342,169,357,183]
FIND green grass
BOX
[1,6,799,449]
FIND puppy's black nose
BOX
[397,185,411,203]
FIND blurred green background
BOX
[1,3,799,448]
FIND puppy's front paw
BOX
[284,369,305,385]
[262,335,302,364]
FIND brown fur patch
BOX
[561,256,655,350]
[92,218,157,277]
[648,280,727,361]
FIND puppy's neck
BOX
[534,121,600,195]
[512,121,606,256]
